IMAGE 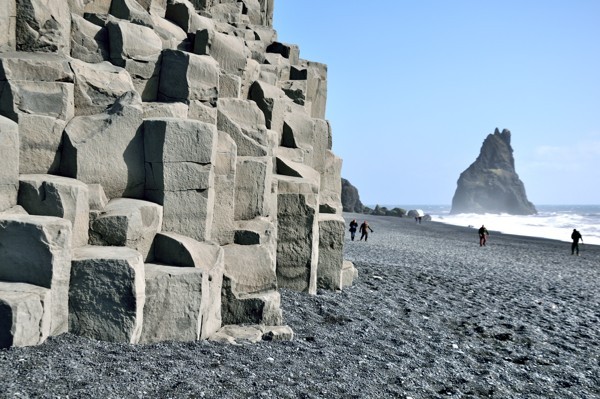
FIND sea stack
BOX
[451,128,536,215]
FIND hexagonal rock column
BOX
[140,265,205,343]
[0,52,74,174]
[222,218,282,325]
[316,214,347,290]
[216,98,270,157]
[234,156,274,221]
[69,14,109,64]
[0,0,16,52]
[107,17,162,101]
[69,246,145,344]
[0,115,19,211]
[141,232,224,342]
[290,60,328,120]
[318,150,343,214]
[61,91,145,199]
[0,282,52,348]
[144,118,217,241]
[158,49,219,104]
[18,174,90,247]
[249,80,291,133]
[210,131,237,245]
[276,175,320,295]
[165,0,214,34]
[0,215,72,335]
[194,29,247,74]
[89,198,163,261]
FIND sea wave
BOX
[430,206,600,246]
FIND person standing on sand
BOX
[571,229,583,255]
[349,219,358,241]
[359,220,373,241]
[478,225,489,246]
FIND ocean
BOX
[395,205,600,246]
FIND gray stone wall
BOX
[0,0,355,348]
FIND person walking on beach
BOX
[349,219,358,241]
[478,225,489,247]
[359,220,373,241]
[571,229,583,255]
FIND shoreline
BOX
[345,212,600,249]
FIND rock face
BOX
[0,0,355,348]
[341,178,364,213]
[451,128,537,215]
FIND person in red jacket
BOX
[478,225,489,246]
[359,221,373,241]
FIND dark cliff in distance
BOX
[451,128,537,215]
[341,178,364,213]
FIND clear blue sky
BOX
[273,1,600,206]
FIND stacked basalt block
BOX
[0,0,356,348]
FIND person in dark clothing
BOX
[478,225,489,246]
[349,219,358,241]
[359,220,373,241]
[571,229,583,255]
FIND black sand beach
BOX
[1,214,599,398]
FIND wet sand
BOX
[1,213,599,398]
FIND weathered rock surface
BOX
[0,115,19,211]
[89,198,163,261]
[69,246,145,343]
[18,174,90,247]
[276,175,320,294]
[317,214,346,290]
[153,234,224,338]
[0,215,72,335]
[61,91,145,199]
[158,49,219,103]
[144,118,216,241]
[0,1,17,52]
[0,52,74,174]
[15,0,72,54]
[0,282,52,348]
[0,0,353,348]
[451,128,537,215]
[139,264,206,343]
[70,14,109,63]
[70,59,135,116]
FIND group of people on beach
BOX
[347,219,585,255]
[478,224,584,254]
[348,219,373,241]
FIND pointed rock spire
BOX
[451,128,536,215]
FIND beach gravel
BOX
[1,213,599,398]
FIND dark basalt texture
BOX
[341,178,364,213]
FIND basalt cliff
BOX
[451,128,536,215]
[341,178,364,213]
[0,0,356,348]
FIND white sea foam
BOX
[427,205,600,245]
